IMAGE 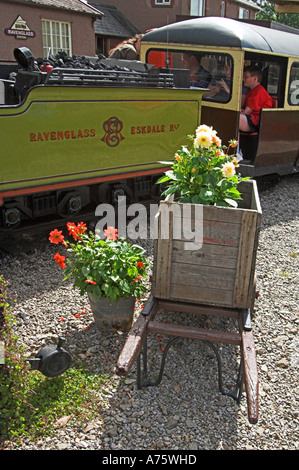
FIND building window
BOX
[239,8,249,19]
[42,20,72,57]
[190,0,205,16]
[155,0,171,5]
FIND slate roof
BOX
[89,2,140,37]
[3,0,103,17]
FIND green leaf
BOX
[162,184,179,196]
[165,170,177,180]
[199,188,214,202]
[81,266,90,276]
[202,173,217,188]
[190,194,203,204]
[173,171,185,181]
[156,175,171,184]
[215,201,229,207]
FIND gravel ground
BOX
[0,174,298,451]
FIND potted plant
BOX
[153,124,262,309]
[49,223,148,332]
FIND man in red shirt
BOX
[239,65,273,132]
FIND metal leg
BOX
[136,336,244,403]
[205,341,244,403]
[137,336,181,388]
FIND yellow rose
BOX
[194,131,213,149]
[221,162,236,178]
[195,124,213,135]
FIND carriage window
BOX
[288,62,299,106]
[146,50,233,103]
[267,63,280,95]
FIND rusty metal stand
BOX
[136,335,244,403]
[116,295,258,424]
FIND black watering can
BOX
[26,336,72,377]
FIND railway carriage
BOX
[141,17,299,177]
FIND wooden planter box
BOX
[152,180,262,309]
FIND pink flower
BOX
[104,226,118,240]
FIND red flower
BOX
[137,262,144,269]
[66,222,76,233]
[104,226,118,241]
[76,222,87,234]
[54,252,66,269]
[85,280,96,285]
[67,222,87,241]
[49,229,64,245]
[134,275,143,282]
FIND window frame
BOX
[239,7,249,19]
[42,19,72,57]
[155,0,172,5]
[288,61,299,106]
[146,48,234,104]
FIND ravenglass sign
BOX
[5,15,36,39]
[28,118,181,146]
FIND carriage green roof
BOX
[142,17,299,57]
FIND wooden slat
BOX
[172,203,244,224]
[152,205,173,298]
[172,240,239,269]
[171,262,236,290]
[116,296,158,376]
[157,300,240,319]
[147,320,242,345]
[168,283,234,306]
[233,210,258,307]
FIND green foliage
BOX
[50,223,149,301]
[0,276,113,444]
[1,363,112,442]
[65,233,148,300]
[256,1,299,29]
[157,125,249,207]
